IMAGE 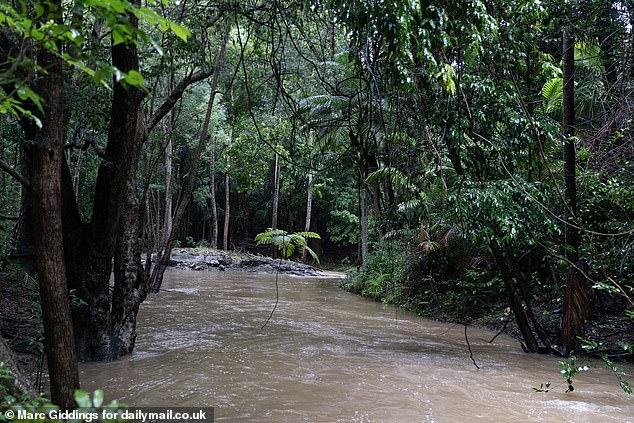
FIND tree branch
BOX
[0,212,19,220]
[145,68,215,133]
[0,157,30,188]
[64,137,106,158]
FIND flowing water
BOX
[80,270,633,422]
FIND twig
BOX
[261,257,282,330]
[435,322,460,337]
[489,313,511,343]
[465,322,480,369]
[0,213,19,220]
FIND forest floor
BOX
[0,267,42,386]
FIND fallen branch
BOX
[465,323,480,369]
[489,312,512,343]
[261,257,282,330]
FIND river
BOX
[80,269,633,422]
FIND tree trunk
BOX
[272,150,280,230]
[209,137,218,248]
[223,122,233,251]
[562,26,579,260]
[370,180,382,238]
[561,26,589,353]
[241,192,249,240]
[223,171,231,251]
[112,175,147,357]
[302,131,316,261]
[446,130,464,176]
[68,6,146,361]
[562,262,592,349]
[359,181,369,267]
[150,32,228,292]
[163,124,173,243]
[72,150,83,199]
[490,240,540,353]
[30,26,80,407]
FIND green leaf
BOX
[112,29,125,46]
[74,390,91,408]
[92,389,104,407]
[295,231,321,239]
[168,21,191,41]
[305,246,320,264]
[123,69,145,87]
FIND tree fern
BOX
[255,228,322,329]
[255,228,321,264]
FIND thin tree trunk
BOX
[209,137,218,248]
[241,192,249,240]
[30,20,80,406]
[371,180,382,238]
[150,33,228,292]
[562,26,579,260]
[302,131,316,261]
[330,21,335,60]
[561,26,589,353]
[223,172,230,250]
[163,122,173,243]
[73,149,83,199]
[490,240,540,353]
[223,126,232,251]
[286,196,294,232]
[360,182,369,267]
[272,150,280,230]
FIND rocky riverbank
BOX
[168,248,344,278]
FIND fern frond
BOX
[305,246,320,264]
[539,77,562,115]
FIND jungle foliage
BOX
[0,0,633,404]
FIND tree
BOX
[255,228,321,328]
[560,25,590,353]
[302,131,316,261]
[0,0,201,365]
[223,128,232,251]
[150,29,229,292]
[28,1,79,408]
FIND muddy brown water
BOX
[80,270,633,422]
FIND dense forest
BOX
[0,0,633,411]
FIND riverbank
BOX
[167,247,346,278]
[343,262,634,365]
[0,266,41,395]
